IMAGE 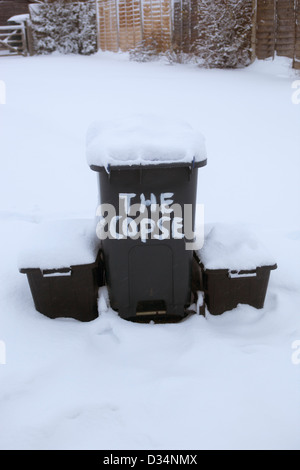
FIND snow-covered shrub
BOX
[29,1,97,55]
[194,0,253,68]
[165,47,203,65]
[129,40,161,62]
[129,29,174,63]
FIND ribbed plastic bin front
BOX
[203,264,277,316]
[93,162,205,321]
[20,252,103,321]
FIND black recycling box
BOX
[92,162,206,321]
[18,219,103,322]
[202,264,277,316]
[19,252,103,321]
[87,115,207,321]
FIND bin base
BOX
[111,296,198,323]
[126,313,189,324]
[117,304,190,323]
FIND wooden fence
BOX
[173,0,198,53]
[295,1,300,68]
[0,0,29,27]
[95,0,300,69]
[97,0,171,52]
[256,0,276,60]
[2,0,299,68]
[256,0,300,68]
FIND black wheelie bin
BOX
[87,115,207,321]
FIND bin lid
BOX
[86,114,207,172]
[197,223,277,271]
[18,219,100,271]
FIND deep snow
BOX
[0,52,300,450]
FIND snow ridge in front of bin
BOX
[197,224,277,271]
[18,219,100,271]
[86,114,207,169]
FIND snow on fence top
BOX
[86,114,207,169]
[18,219,100,271]
[7,14,29,24]
[197,224,276,271]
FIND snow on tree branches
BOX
[29,1,97,55]
[194,0,253,68]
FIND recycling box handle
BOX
[228,271,257,279]
[42,268,72,278]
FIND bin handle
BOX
[228,271,257,279]
[42,269,72,278]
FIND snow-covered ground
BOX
[0,52,300,450]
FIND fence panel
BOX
[172,0,199,53]
[256,0,276,59]
[98,0,119,52]
[143,0,171,51]
[118,0,142,51]
[276,0,296,58]
[94,0,300,69]
[294,0,300,68]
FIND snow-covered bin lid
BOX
[18,219,100,271]
[86,114,207,171]
[197,224,277,271]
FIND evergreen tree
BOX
[30,1,97,55]
[195,0,253,68]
